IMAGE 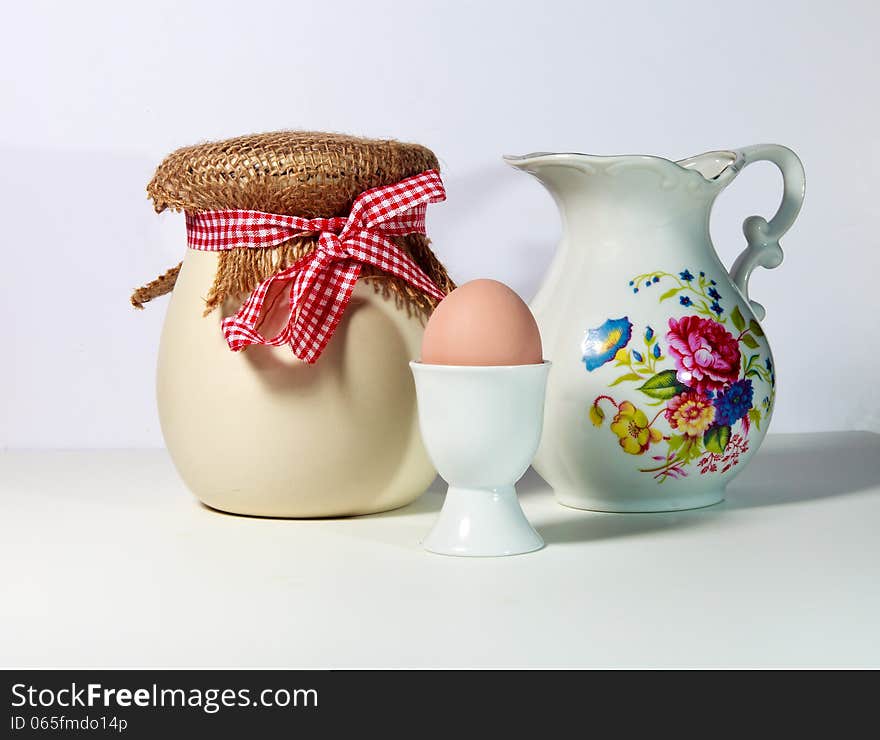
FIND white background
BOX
[1,0,877,448]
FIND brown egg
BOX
[421,279,543,366]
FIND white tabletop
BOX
[2,432,878,669]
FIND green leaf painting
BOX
[703,425,731,454]
[637,370,688,400]
[748,407,762,431]
[610,373,643,386]
[731,305,745,332]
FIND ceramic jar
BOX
[138,132,452,517]
[158,250,434,517]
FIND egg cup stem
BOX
[423,485,544,557]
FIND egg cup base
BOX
[423,484,544,557]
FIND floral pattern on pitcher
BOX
[585,269,775,483]
[629,269,727,321]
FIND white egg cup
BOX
[410,361,550,557]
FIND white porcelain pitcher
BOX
[506,145,805,512]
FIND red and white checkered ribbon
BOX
[185,169,447,363]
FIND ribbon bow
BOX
[185,170,447,363]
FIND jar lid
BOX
[133,131,453,316]
[147,131,440,217]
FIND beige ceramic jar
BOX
[133,132,452,517]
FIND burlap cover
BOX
[131,131,454,317]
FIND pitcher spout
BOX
[503,152,594,204]
[503,152,564,169]
[503,152,588,177]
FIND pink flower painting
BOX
[665,315,740,393]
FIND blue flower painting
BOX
[713,379,754,426]
[582,317,633,371]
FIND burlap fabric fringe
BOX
[131,131,455,318]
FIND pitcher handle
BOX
[727,144,805,320]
